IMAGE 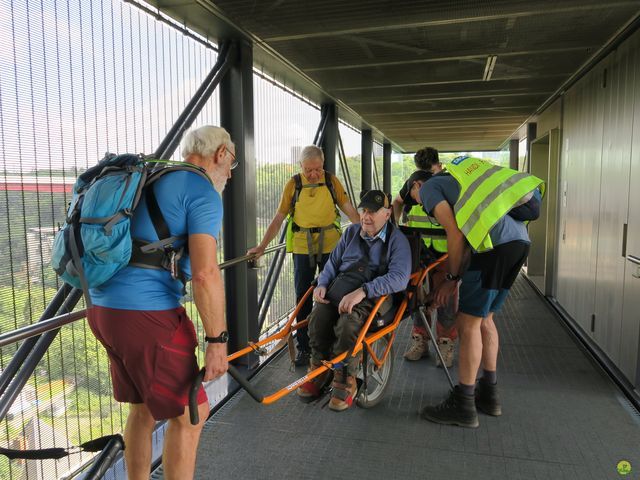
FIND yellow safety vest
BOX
[284,172,341,260]
[406,204,448,253]
[446,156,545,252]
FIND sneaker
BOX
[475,379,502,416]
[435,337,455,368]
[404,332,429,361]
[296,363,332,402]
[419,386,479,428]
[328,374,357,412]
[294,349,310,367]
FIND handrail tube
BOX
[0,310,87,348]
[81,435,125,480]
[257,246,288,331]
[257,228,287,308]
[0,283,73,396]
[153,40,235,160]
[0,288,83,422]
[0,248,288,348]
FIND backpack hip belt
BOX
[293,223,337,268]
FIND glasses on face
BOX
[227,149,238,170]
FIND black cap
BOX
[401,170,433,205]
[358,190,391,211]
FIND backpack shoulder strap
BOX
[324,171,339,206]
[145,184,170,242]
[289,174,303,214]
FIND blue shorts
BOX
[459,270,510,317]
[458,241,529,318]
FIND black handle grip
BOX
[227,364,264,403]
[189,368,206,425]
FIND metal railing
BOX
[0,36,235,479]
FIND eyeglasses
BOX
[228,149,238,170]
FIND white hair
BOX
[299,145,324,164]
[181,125,233,159]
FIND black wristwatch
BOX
[205,331,229,344]
[362,284,369,297]
[445,273,461,282]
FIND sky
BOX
[0,0,368,177]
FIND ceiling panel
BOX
[150,0,640,151]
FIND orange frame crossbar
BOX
[225,254,447,405]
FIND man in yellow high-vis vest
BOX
[394,164,459,368]
[248,146,359,367]
[409,155,543,428]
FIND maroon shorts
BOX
[88,305,208,420]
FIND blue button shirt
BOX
[318,223,412,298]
[90,170,222,310]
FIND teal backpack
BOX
[50,153,211,305]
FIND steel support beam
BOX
[220,39,259,367]
[320,103,338,173]
[361,129,373,193]
[526,122,537,173]
[509,138,519,170]
[383,142,392,194]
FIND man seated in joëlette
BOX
[296,190,412,411]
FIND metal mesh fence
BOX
[253,70,321,334]
[0,0,220,478]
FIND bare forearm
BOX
[445,232,467,276]
[259,213,286,249]
[392,196,403,223]
[192,266,226,336]
[340,202,360,224]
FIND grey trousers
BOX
[308,297,391,375]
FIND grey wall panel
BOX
[556,59,608,333]
[593,38,637,363]
[620,32,640,385]
[536,99,561,138]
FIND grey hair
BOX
[181,125,233,159]
[299,145,324,164]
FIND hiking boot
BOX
[420,386,479,428]
[435,337,455,368]
[328,374,357,412]
[294,349,310,367]
[404,332,429,361]
[475,379,502,416]
[296,363,332,402]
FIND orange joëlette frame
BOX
[225,254,447,405]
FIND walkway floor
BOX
[161,275,640,479]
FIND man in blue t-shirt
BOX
[88,125,236,479]
[408,171,540,428]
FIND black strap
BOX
[289,172,339,216]
[145,184,170,242]
[0,434,123,460]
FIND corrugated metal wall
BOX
[555,28,640,386]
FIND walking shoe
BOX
[435,337,455,368]
[403,332,429,361]
[419,386,479,428]
[328,374,357,412]
[475,379,502,416]
[294,349,310,367]
[296,363,332,402]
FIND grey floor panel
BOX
[161,275,640,479]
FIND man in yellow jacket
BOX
[409,155,543,428]
[249,145,359,366]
